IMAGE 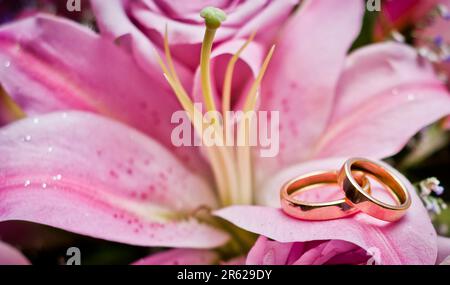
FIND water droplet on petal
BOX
[52,174,62,181]
[24,180,31,187]
[42,183,47,189]
[407,94,416,101]
[23,135,32,142]
[48,147,53,153]
[33,118,39,124]
[4,61,10,68]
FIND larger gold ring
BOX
[280,170,370,221]
[338,158,411,222]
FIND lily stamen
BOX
[156,7,275,206]
[222,31,257,139]
[164,25,184,90]
[155,45,232,205]
[236,45,276,204]
[242,45,276,112]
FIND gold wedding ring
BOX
[337,158,411,222]
[280,158,411,222]
[280,170,370,220]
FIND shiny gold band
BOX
[337,158,411,222]
[280,170,370,221]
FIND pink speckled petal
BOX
[0,14,206,173]
[0,111,227,248]
[133,249,219,265]
[314,43,450,159]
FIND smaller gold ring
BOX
[338,158,411,222]
[280,170,370,221]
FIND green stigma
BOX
[200,7,227,29]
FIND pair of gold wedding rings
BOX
[280,158,412,222]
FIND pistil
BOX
[200,7,226,113]
[155,34,233,206]
[156,7,275,207]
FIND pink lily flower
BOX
[0,0,449,264]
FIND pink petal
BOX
[217,158,437,265]
[0,14,207,173]
[132,249,218,265]
[246,237,297,265]
[128,0,232,46]
[0,111,228,248]
[91,0,296,69]
[231,0,299,43]
[437,236,450,264]
[293,239,363,265]
[90,0,193,86]
[247,236,369,265]
[0,240,30,265]
[259,0,364,172]
[315,43,450,159]
[125,0,232,69]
